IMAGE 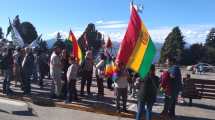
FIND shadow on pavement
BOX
[177,115,215,120]
[12,107,37,117]
[178,102,215,111]
[0,109,10,114]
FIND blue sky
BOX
[0,0,214,43]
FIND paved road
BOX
[0,97,133,120]
[0,69,215,120]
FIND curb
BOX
[0,90,159,120]
[0,92,136,119]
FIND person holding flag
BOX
[115,2,157,119]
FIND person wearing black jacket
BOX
[2,48,14,96]
[136,64,159,120]
[22,47,34,95]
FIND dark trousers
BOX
[22,72,31,94]
[81,71,92,94]
[107,77,113,89]
[61,73,67,97]
[66,79,77,101]
[162,95,171,113]
[96,77,104,96]
[116,88,128,110]
[3,68,13,94]
[39,70,45,86]
[169,95,177,117]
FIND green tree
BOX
[20,22,38,44]
[39,40,48,51]
[204,28,215,64]
[205,47,215,64]
[159,26,185,64]
[182,43,206,65]
[0,27,3,39]
[205,28,215,48]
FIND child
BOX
[114,63,129,113]
[65,56,79,103]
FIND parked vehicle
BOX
[192,63,215,74]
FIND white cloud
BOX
[43,24,214,45]
[96,20,125,25]
[149,25,214,44]
[96,20,127,29]
[95,20,103,24]
[97,24,127,29]
[149,27,171,43]
[46,30,68,39]
[45,30,84,40]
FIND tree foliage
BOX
[181,43,206,65]
[0,27,3,39]
[39,40,48,51]
[204,28,215,65]
[78,23,105,58]
[159,26,185,64]
[205,28,215,48]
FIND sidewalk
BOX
[0,76,160,119]
[1,76,215,120]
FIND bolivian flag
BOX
[68,30,83,64]
[116,6,156,79]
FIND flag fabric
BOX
[116,6,156,79]
[29,34,42,48]
[105,36,112,48]
[105,59,117,77]
[9,19,24,47]
[68,30,83,64]
[104,49,117,78]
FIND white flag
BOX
[9,19,24,47]
[29,34,42,48]
[130,1,144,13]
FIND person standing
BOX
[167,57,182,119]
[13,47,23,87]
[160,69,171,119]
[65,56,79,103]
[114,63,129,113]
[80,50,94,96]
[61,49,69,98]
[95,53,106,97]
[2,48,14,96]
[22,47,34,95]
[136,64,159,120]
[50,46,62,98]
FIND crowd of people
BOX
[0,42,183,120]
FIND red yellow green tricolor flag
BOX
[105,60,117,77]
[116,6,156,79]
[68,30,83,64]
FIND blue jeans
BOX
[136,101,153,120]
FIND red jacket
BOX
[160,71,171,96]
